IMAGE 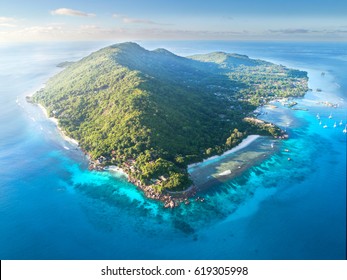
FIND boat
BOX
[271,143,274,148]
[328,113,332,119]
[316,113,320,119]
[343,125,347,134]
[333,122,337,128]
[319,120,322,125]
[339,120,343,126]
[323,125,328,128]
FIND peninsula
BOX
[32,42,308,205]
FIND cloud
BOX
[21,25,64,35]
[122,17,157,25]
[117,27,247,40]
[112,14,123,19]
[112,13,170,26]
[324,29,347,34]
[0,17,15,23]
[80,24,100,30]
[0,23,16,27]
[1,19,347,42]
[0,17,17,27]
[268,28,347,36]
[51,8,95,17]
[269,28,311,34]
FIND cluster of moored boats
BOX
[316,113,347,133]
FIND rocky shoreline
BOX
[88,160,203,209]
[128,176,200,209]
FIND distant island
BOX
[31,42,308,206]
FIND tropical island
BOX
[31,42,308,206]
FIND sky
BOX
[1,0,347,42]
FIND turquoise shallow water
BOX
[0,41,345,259]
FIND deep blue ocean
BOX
[0,41,345,260]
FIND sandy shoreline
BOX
[37,103,131,178]
[188,135,260,169]
[37,104,79,146]
[188,136,277,191]
[104,165,128,178]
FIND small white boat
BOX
[328,113,333,119]
[323,125,328,128]
[319,120,322,125]
[333,122,337,128]
[316,113,320,119]
[339,120,343,126]
[343,125,347,134]
[271,143,274,148]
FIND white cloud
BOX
[0,17,15,23]
[19,25,64,35]
[112,14,123,19]
[112,13,170,26]
[122,17,157,25]
[80,25,100,30]
[51,8,95,17]
[0,23,16,27]
[1,18,347,42]
[0,17,17,27]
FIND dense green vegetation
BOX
[33,42,308,193]
[190,52,309,106]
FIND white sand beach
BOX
[38,103,79,146]
[222,135,260,156]
[104,165,128,178]
[188,135,260,169]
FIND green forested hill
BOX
[33,42,308,192]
